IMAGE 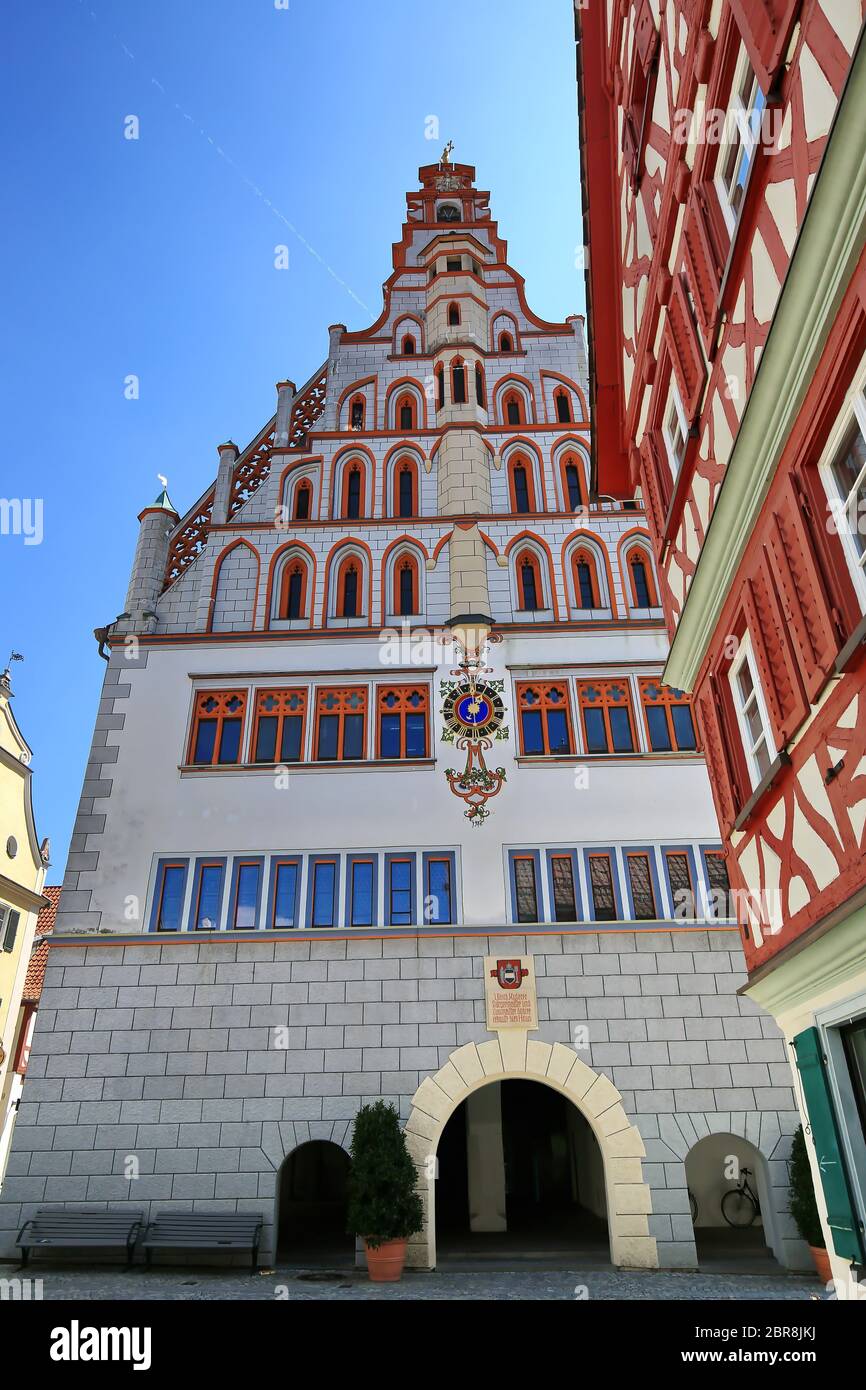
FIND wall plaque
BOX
[483,955,538,1031]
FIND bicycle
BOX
[688,1188,698,1223]
[720,1166,760,1227]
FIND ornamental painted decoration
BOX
[440,678,508,826]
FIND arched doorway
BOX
[685,1133,781,1269]
[436,1078,609,1261]
[276,1140,353,1264]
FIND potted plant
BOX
[788,1124,831,1282]
[347,1100,423,1282]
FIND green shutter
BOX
[792,1026,866,1263]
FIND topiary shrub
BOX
[346,1101,424,1248]
[788,1124,825,1249]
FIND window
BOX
[269,859,300,929]
[402,334,416,355]
[387,857,415,926]
[0,905,21,952]
[395,555,419,616]
[627,549,657,608]
[665,851,696,920]
[504,392,524,426]
[640,679,697,752]
[729,633,775,786]
[188,861,224,932]
[350,397,365,430]
[509,458,535,514]
[821,391,866,609]
[436,366,445,409]
[555,390,572,424]
[499,332,513,353]
[517,551,543,611]
[446,256,462,271]
[378,685,428,759]
[231,860,262,929]
[448,302,460,327]
[716,51,766,231]
[396,462,417,518]
[663,384,689,481]
[189,690,246,766]
[349,858,376,927]
[704,851,733,920]
[625,852,657,921]
[311,859,337,928]
[336,557,364,619]
[438,204,461,223]
[475,363,485,407]
[577,680,635,754]
[841,1019,866,1142]
[253,688,306,763]
[294,480,311,520]
[452,360,467,404]
[513,856,539,924]
[424,856,453,925]
[564,459,584,511]
[572,549,601,609]
[395,394,416,432]
[279,560,307,620]
[315,687,367,760]
[588,853,617,922]
[517,682,573,756]
[549,855,578,922]
[343,463,363,519]
[153,862,187,933]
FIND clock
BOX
[441,681,505,742]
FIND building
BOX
[576,0,866,1285]
[0,887,59,1184]
[0,668,49,1181]
[0,156,808,1272]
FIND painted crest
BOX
[490,959,528,990]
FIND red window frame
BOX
[639,678,698,753]
[393,555,420,616]
[401,334,416,355]
[252,688,307,763]
[515,549,544,611]
[348,393,366,430]
[188,690,247,766]
[451,357,467,404]
[447,301,461,326]
[279,559,308,620]
[340,461,365,519]
[508,457,536,513]
[396,394,417,431]
[576,679,636,754]
[561,456,585,511]
[293,479,312,520]
[503,391,525,426]
[336,556,364,619]
[554,389,572,424]
[572,549,601,609]
[155,860,188,932]
[376,684,430,759]
[314,686,368,760]
[626,548,658,607]
[516,681,575,756]
[393,460,418,517]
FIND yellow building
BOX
[0,666,49,1181]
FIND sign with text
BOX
[483,955,538,1030]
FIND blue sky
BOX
[0,0,583,877]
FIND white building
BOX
[0,158,808,1272]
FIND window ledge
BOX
[834,611,866,673]
[514,752,703,766]
[179,759,437,775]
[733,750,792,832]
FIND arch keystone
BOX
[499,1029,528,1074]
[477,1039,504,1077]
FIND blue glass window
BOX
[233,862,261,930]
[271,862,298,929]
[312,862,337,927]
[351,860,375,927]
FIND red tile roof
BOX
[23,886,61,1003]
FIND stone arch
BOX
[266,1121,355,1264]
[402,1036,657,1270]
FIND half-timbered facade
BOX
[0,159,808,1273]
[577,0,866,1284]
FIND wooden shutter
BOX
[728,0,802,95]
[639,432,670,544]
[666,279,707,420]
[695,680,740,836]
[682,200,723,357]
[792,1027,866,1264]
[742,553,808,745]
[634,0,658,70]
[766,478,846,701]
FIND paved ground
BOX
[2,1264,825,1301]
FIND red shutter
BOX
[728,0,802,94]
[766,478,846,701]
[666,279,707,421]
[695,679,740,837]
[634,0,658,70]
[742,554,808,745]
[639,432,670,544]
[682,200,723,357]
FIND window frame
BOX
[545,849,582,924]
[314,686,369,762]
[516,681,575,757]
[422,851,457,926]
[662,381,689,482]
[187,857,227,932]
[623,848,662,922]
[228,857,264,931]
[376,684,430,760]
[728,631,777,788]
[583,848,622,923]
[307,855,340,929]
[818,364,866,614]
[700,846,735,921]
[149,859,189,933]
[509,850,543,925]
[188,690,247,767]
[662,846,699,921]
[576,679,637,755]
[639,677,698,753]
[714,46,767,237]
[346,854,378,928]
[385,853,417,927]
[267,856,302,930]
[252,687,308,765]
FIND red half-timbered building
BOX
[577,0,866,1285]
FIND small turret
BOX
[122,487,180,625]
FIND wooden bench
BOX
[16,1208,144,1266]
[141,1212,264,1270]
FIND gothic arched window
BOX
[395,461,417,518]
[499,331,513,353]
[572,550,600,610]
[341,462,364,520]
[402,334,416,355]
[555,389,572,424]
[281,562,307,620]
[475,363,485,407]
[293,479,312,521]
[337,558,362,619]
[448,302,460,327]
[627,548,657,608]
[395,556,419,616]
[504,392,524,426]
[509,456,535,514]
[563,458,584,511]
[452,359,467,405]
[516,551,543,611]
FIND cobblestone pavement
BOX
[4,1264,825,1301]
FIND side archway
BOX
[403,1037,657,1270]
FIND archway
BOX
[403,1036,657,1270]
[685,1132,781,1270]
[436,1078,609,1261]
[276,1140,352,1264]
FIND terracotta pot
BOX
[809,1245,832,1284]
[364,1237,408,1283]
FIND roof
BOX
[23,885,60,1003]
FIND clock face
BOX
[442,682,505,741]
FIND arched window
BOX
[448,302,460,327]
[280,561,307,620]
[627,548,657,608]
[341,462,364,520]
[293,479,312,521]
[337,558,362,618]
[452,359,467,405]
[516,551,544,611]
[499,331,513,353]
[562,458,584,511]
[395,556,419,616]
[395,460,417,518]
[509,457,535,514]
[396,394,416,431]
[437,203,461,222]
[572,549,600,609]
[475,363,485,407]
[555,389,572,424]
[436,365,445,409]
[349,395,365,430]
[402,334,416,355]
[504,391,524,426]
